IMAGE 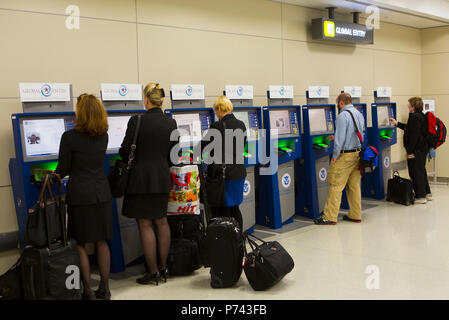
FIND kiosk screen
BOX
[22,118,73,158]
[107,116,131,150]
[270,110,291,135]
[378,106,392,128]
[173,113,203,145]
[309,109,328,133]
[234,111,259,140]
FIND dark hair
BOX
[408,97,423,113]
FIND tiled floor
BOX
[105,185,449,300]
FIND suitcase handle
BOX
[392,171,400,178]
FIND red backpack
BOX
[424,112,447,149]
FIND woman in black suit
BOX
[55,94,113,300]
[202,95,247,229]
[120,83,177,285]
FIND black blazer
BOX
[397,112,428,155]
[55,130,111,206]
[119,108,178,195]
[202,113,247,180]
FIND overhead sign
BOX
[225,85,254,100]
[19,83,71,102]
[312,18,374,44]
[171,84,205,100]
[344,86,362,98]
[269,85,294,99]
[376,87,392,98]
[308,86,330,99]
[101,83,142,101]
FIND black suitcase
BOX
[167,215,204,275]
[167,238,202,276]
[206,217,243,288]
[243,233,294,291]
[21,174,82,300]
[21,240,82,300]
[386,171,415,206]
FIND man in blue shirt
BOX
[314,93,365,225]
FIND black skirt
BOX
[67,201,113,245]
[122,193,169,220]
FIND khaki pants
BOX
[323,152,362,222]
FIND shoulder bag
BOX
[108,115,142,198]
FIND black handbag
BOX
[0,259,23,300]
[108,115,142,198]
[387,171,415,206]
[24,175,65,248]
[243,233,294,291]
[205,122,226,207]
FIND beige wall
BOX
[0,0,425,269]
[422,26,449,177]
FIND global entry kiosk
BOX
[9,82,397,273]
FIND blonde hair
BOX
[213,95,234,114]
[74,94,108,137]
[143,83,164,107]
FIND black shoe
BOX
[95,287,111,300]
[313,217,337,225]
[342,215,362,223]
[159,268,169,283]
[82,291,97,300]
[136,272,161,285]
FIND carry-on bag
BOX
[167,238,202,276]
[0,259,23,300]
[168,164,201,215]
[108,115,142,198]
[21,174,82,300]
[206,217,243,288]
[24,175,64,247]
[243,233,294,291]
[386,171,415,206]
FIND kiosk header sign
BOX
[308,86,330,99]
[344,86,362,98]
[101,83,142,101]
[376,87,392,98]
[269,85,294,99]
[171,84,205,100]
[312,18,374,44]
[19,83,71,102]
[225,85,253,100]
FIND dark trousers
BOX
[407,151,431,199]
[210,206,243,230]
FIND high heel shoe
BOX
[95,286,111,300]
[159,268,169,283]
[136,271,161,285]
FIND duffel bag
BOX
[243,233,294,291]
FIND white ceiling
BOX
[272,0,449,28]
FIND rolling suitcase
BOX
[21,174,82,300]
[386,171,415,206]
[206,217,243,288]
